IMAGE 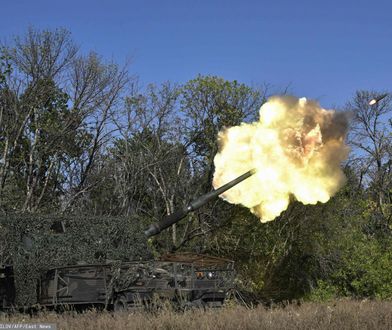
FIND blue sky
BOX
[1,0,391,108]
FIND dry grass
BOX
[1,300,392,330]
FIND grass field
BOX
[1,300,392,329]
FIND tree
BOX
[180,75,265,185]
[90,82,192,247]
[347,91,392,228]
[18,78,86,212]
[86,77,266,249]
[0,27,131,213]
[0,52,11,87]
[61,51,130,212]
[173,75,266,250]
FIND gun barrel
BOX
[144,169,256,237]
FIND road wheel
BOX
[113,295,128,312]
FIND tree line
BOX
[0,27,391,301]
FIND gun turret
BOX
[144,169,256,237]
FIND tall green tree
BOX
[181,75,264,187]
[0,27,131,213]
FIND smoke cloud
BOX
[213,96,349,221]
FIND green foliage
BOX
[0,52,12,87]
[328,236,392,299]
[181,75,262,161]
[306,280,339,302]
[305,233,392,301]
[0,76,93,212]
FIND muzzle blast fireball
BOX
[145,95,349,237]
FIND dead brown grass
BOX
[1,300,392,330]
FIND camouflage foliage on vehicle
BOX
[0,214,152,306]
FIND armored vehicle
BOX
[38,253,234,311]
[0,169,255,312]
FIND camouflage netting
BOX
[0,214,152,306]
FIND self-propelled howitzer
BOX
[144,169,256,237]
